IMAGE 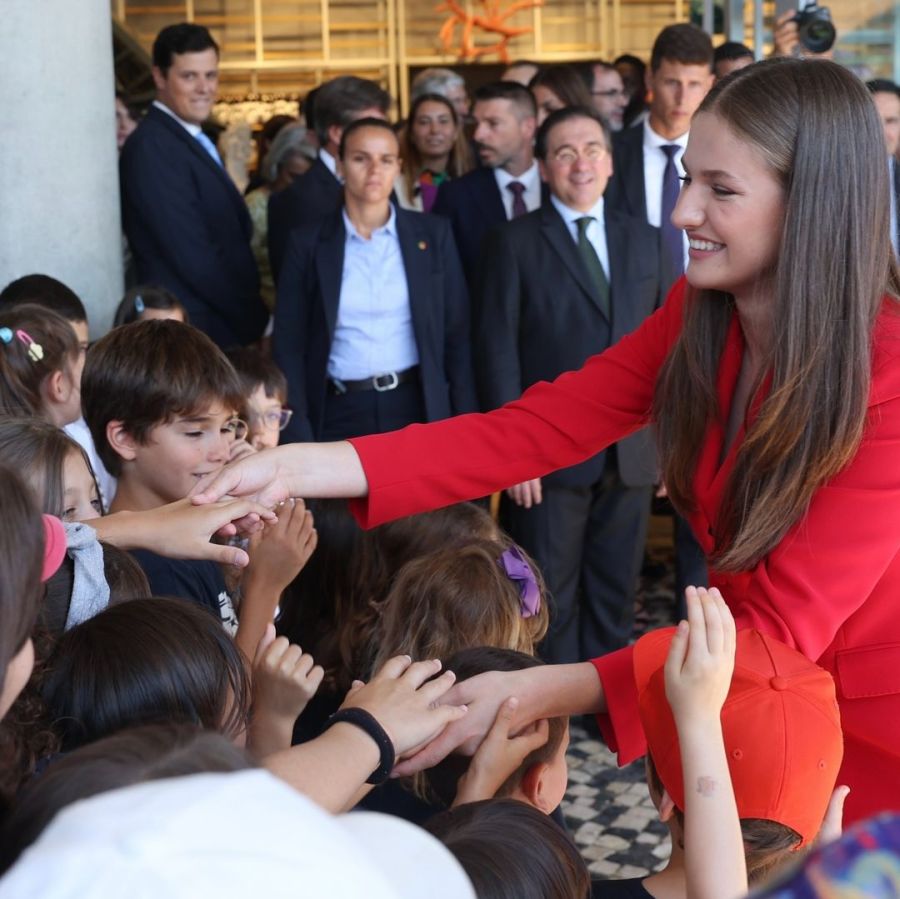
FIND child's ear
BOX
[42,370,70,407]
[519,763,553,814]
[106,420,139,463]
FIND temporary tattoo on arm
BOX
[696,776,717,797]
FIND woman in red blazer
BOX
[198,59,900,824]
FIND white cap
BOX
[0,770,474,899]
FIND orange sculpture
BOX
[436,0,544,63]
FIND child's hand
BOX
[248,624,324,755]
[229,438,256,463]
[816,785,850,846]
[454,698,549,805]
[253,624,325,721]
[340,656,468,759]
[245,498,317,595]
[664,586,736,728]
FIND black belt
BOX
[328,366,419,395]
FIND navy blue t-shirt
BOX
[130,550,238,633]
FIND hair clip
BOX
[0,328,12,345]
[499,546,541,618]
[15,330,44,363]
[134,295,145,314]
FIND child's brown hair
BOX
[82,319,243,476]
[372,538,549,672]
[0,304,79,420]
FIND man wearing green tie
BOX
[474,106,662,664]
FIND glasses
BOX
[224,418,249,441]
[551,146,607,166]
[592,88,628,100]
[248,408,294,432]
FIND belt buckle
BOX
[373,371,399,392]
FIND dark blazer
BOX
[274,207,478,442]
[432,167,548,286]
[475,201,660,488]
[267,157,343,283]
[605,123,682,297]
[119,105,267,347]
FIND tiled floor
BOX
[560,525,679,877]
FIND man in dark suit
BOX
[432,82,542,286]
[267,77,391,283]
[119,24,266,348]
[604,23,715,611]
[274,119,477,444]
[476,107,661,663]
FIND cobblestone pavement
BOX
[561,533,679,878]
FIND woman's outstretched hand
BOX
[192,445,296,508]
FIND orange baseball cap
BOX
[633,627,843,847]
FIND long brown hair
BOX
[400,93,473,205]
[654,58,900,571]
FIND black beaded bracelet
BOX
[323,708,396,785]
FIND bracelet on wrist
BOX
[322,707,396,785]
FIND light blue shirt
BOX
[327,207,419,381]
[550,194,611,281]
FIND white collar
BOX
[319,148,338,176]
[550,193,605,227]
[153,100,202,137]
[495,160,539,189]
[642,118,689,150]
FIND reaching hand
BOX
[505,478,542,508]
[253,625,325,723]
[664,586,736,727]
[391,669,519,776]
[341,656,468,759]
[245,498,317,595]
[192,445,296,508]
[454,698,549,805]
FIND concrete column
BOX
[0,0,122,335]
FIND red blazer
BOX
[348,279,900,824]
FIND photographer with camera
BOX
[773,3,836,58]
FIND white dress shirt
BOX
[494,161,541,219]
[550,194,610,281]
[642,120,689,267]
[319,147,339,180]
[327,207,418,381]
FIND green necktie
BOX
[575,216,610,318]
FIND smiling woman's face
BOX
[674,111,786,303]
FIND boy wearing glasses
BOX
[225,347,292,451]
[81,320,250,631]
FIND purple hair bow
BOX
[499,546,541,618]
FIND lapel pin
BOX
[418,241,427,250]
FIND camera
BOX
[792,2,836,54]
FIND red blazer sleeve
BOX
[348,280,688,528]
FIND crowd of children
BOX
[0,272,891,897]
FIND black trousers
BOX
[319,381,426,441]
[501,456,652,665]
